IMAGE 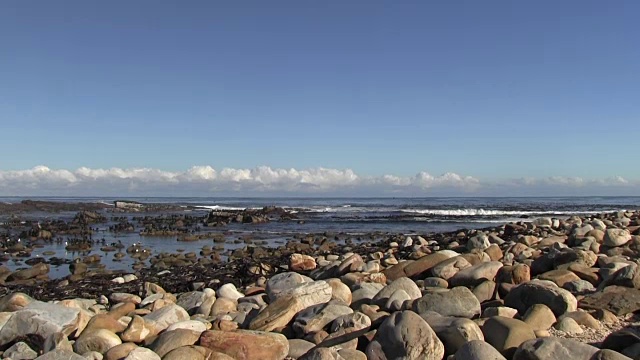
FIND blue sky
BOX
[1,1,639,195]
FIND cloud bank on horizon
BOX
[0,166,635,197]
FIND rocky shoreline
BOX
[1,210,640,359]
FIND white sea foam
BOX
[400,209,604,216]
[299,206,379,213]
[196,205,248,211]
[411,217,520,223]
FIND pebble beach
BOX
[1,200,640,359]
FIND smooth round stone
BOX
[454,340,506,360]
[74,329,122,354]
[216,284,244,301]
[372,277,422,303]
[366,311,444,359]
[483,307,518,318]
[423,277,448,288]
[554,317,583,334]
[514,338,599,359]
[522,304,556,331]
[562,279,595,293]
[4,341,38,360]
[287,339,315,359]
[123,274,138,283]
[124,347,161,360]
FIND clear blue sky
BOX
[1,1,639,183]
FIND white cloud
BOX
[0,166,636,196]
[0,165,480,196]
[505,176,631,188]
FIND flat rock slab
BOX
[200,330,289,360]
[0,301,80,346]
[412,287,481,318]
[513,337,599,360]
[579,286,640,316]
[34,349,86,360]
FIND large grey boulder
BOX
[176,291,206,313]
[432,256,472,280]
[148,329,201,358]
[0,301,80,347]
[579,285,640,316]
[413,287,481,318]
[266,272,313,301]
[249,281,332,332]
[143,304,190,333]
[366,310,444,360]
[504,280,577,317]
[422,312,484,355]
[372,277,422,304]
[453,340,506,360]
[604,229,631,247]
[34,350,86,360]
[513,337,599,360]
[483,317,536,358]
[592,349,634,360]
[292,303,353,336]
[73,328,122,355]
[351,283,385,308]
[4,341,38,360]
[450,261,503,287]
[468,233,490,251]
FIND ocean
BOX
[3,196,640,234]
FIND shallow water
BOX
[2,196,639,278]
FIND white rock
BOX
[402,236,413,248]
[217,283,244,301]
[165,320,207,333]
[143,304,190,333]
[5,341,38,359]
[124,347,161,360]
[0,301,80,346]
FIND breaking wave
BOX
[399,208,604,216]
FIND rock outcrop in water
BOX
[0,210,640,359]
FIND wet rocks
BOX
[7,263,50,282]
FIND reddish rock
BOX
[199,330,289,360]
